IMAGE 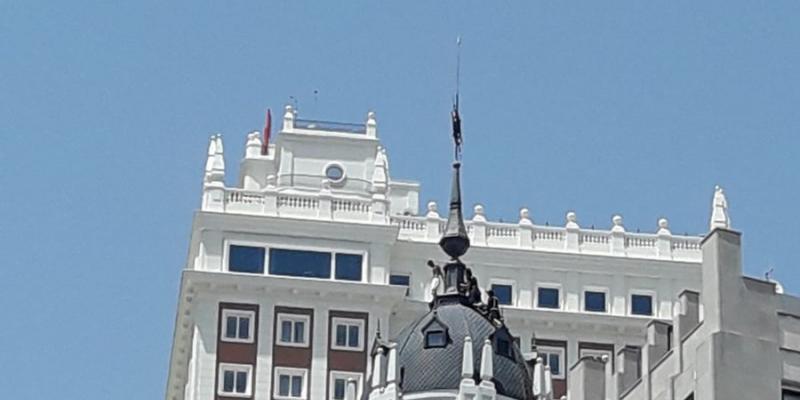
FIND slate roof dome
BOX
[391,299,533,400]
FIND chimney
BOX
[677,290,700,340]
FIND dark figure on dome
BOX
[460,268,482,306]
[485,289,503,325]
[427,260,444,305]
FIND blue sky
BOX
[1,1,798,398]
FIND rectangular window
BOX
[389,274,410,286]
[631,294,653,316]
[218,363,252,397]
[584,290,607,312]
[491,284,513,305]
[229,245,265,274]
[425,330,447,348]
[536,346,565,379]
[334,253,363,281]
[276,314,310,347]
[221,309,255,343]
[275,367,307,399]
[784,391,800,400]
[270,248,331,279]
[537,287,560,309]
[330,371,362,400]
[331,317,364,351]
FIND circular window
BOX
[325,164,345,183]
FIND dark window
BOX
[236,371,247,393]
[546,352,561,376]
[631,294,653,316]
[334,379,346,400]
[584,291,607,312]
[291,376,302,397]
[784,390,800,400]
[389,274,410,286]
[229,245,265,274]
[223,370,234,393]
[425,330,447,348]
[226,317,237,338]
[537,287,560,309]
[335,253,363,281]
[269,248,331,278]
[492,284,513,305]
[496,338,512,358]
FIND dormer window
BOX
[425,330,447,348]
[421,314,449,348]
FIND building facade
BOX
[165,105,797,400]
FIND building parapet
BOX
[206,183,702,261]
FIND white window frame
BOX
[582,286,610,313]
[274,367,308,400]
[331,317,365,351]
[489,278,516,307]
[580,347,613,363]
[329,370,363,400]
[224,240,268,274]
[536,346,565,379]
[218,363,253,398]
[221,309,256,344]
[534,283,563,310]
[276,313,311,348]
[257,242,367,282]
[629,289,657,317]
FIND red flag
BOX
[261,108,271,155]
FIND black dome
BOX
[391,301,533,400]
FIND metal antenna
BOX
[455,36,462,105]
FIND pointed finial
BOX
[710,185,730,230]
[657,218,671,235]
[426,201,440,218]
[480,339,494,381]
[439,162,470,260]
[472,204,486,222]
[461,336,474,379]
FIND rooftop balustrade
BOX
[209,185,702,262]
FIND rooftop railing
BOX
[294,118,367,134]
[211,186,702,262]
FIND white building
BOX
[165,105,798,400]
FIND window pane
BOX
[537,287,560,309]
[236,371,248,393]
[336,325,347,346]
[389,274,410,286]
[335,254,363,281]
[492,284,513,305]
[225,316,238,338]
[348,325,360,348]
[549,354,560,375]
[585,291,607,312]
[281,320,293,342]
[334,379,346,400]
[291,376,303,397]
[229,245,265,274]
[426,331,446,347]
[270,248,331,279]
[223,370,235,393]
[631,294,653,316]
[294,321,305,343]
[238,317,250,339]
[279,375,290,396]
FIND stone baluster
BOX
[656,218,672,259]
[263,174,278,216]
[366,111,377,138]
[565,211,580,251]
[283,104,295,131]
[319,180,333,220]
[425,201,440,239]
[472,204,487,245]
[518,208,534,248]
[610,215,626,255]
